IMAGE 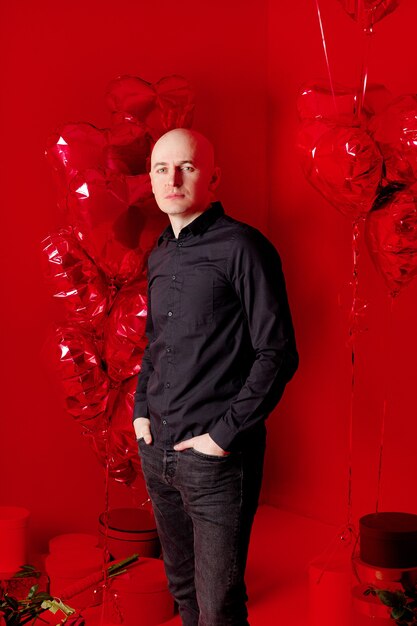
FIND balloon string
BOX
[347,221,361,526]
[310,524,357,584]
[314,0,338,117]
[375,294,394,512]
[99,416,111,626]
[354,24,373,120]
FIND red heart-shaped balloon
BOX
[298,121,383,220]
[368,95,417,186]
[88,377,143,486]
[104,280,148,382]
[106,74,195,139]
[365,183,417,295]
[338,0,400,29]
[41,228,109,330]
[109,376,143,485]
[43,74,194,488]
[298,82,358,124]
[298,82,392,124]
[46,119,151,185]
[46,118,168,285]
[66,169,166,285]
[52,326,110,431]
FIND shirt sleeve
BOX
[209,227,299,451]
[132,280,154,422]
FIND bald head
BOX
[149,128,221,228]
[151,128,215,171]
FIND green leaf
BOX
[41,599,75,616]
[403,607,416,620]
[41,600,59,615]
[4,595,19,610]
[13,564,41,578]
[28,584,39,599]
[391,606,405,620]
[7,609,23,624]
[107,553,139,575]
[375,589,404,607]
[375,590,396,607]
[34,592,52,601]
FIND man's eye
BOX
[157,168,167,174]
[182,166,194,171]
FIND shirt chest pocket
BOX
[180,269,214,328]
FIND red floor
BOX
[20,504,388,625]
[161,504,341,626]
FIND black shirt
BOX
[133,201,298,451]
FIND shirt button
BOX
[177,242,183,247]
[165,382,171,389]
[172,275,176,280]
[167,311,173,317]
[162,419,167,425]
[166,347,172,353]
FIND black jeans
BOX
[137,429,266,626]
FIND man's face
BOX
[150,131,220,218]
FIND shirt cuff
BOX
[209,418,237,452]
[132,402,149,422]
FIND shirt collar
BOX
[158,201,225,245]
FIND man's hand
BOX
[174,433,229,457]
[133,417,152,444]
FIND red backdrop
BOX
[0,0,416,555]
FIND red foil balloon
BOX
[365,184,417,295]
[338,0,400,29]
[298,82,392,123]
[89,428,138,486]
[41,229,109,330]
[46,123,107,181]
[105,121,151,175]
[53,326,109,431]
[104,280,148,383]
[43,74,194,487]
[109,376,142,484]
[66,169,156,285]
[111,375,142,475]
[45,120,152,213]
[368,95,417,186]
[90,378,141,485]
[106,74,195,140]
[298,122,383,220]
[298,83,358,124]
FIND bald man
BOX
[133,129,298,626]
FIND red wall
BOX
[1,0,416,556]
[0,0,269,553]
[263,0,417,525]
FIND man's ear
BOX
[209,166,221,191]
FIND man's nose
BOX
[168,168,183,188]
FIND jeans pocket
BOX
[189,448,231,462]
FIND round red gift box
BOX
[45,546,104,608]
[0,506,30,576]
[352,554,417,590]
[98,508,160,559]
[111,557,174,626]
[49,532,99,554]
[360,512,417,568]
